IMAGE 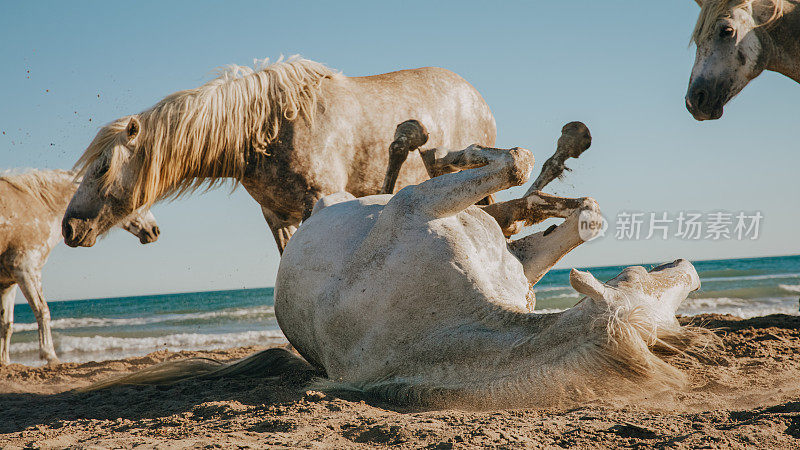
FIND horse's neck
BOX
[39,175,80,225]
[764,3,800,82]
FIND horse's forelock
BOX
[692,0,786,44]
[74,118,130,193]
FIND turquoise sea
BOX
[9,254,800,366]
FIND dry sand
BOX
[2,313,800,448]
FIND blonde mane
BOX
[74,56,338,207]
[0,169,78,211]
[692,0,787,44]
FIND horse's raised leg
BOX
[14,269,59,364]
[481,190,590,237]
[0,284,16,365]
[391,144,533,219]
[507,195,601,284]
[380,120,429,195]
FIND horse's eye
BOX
[719,26,735,39]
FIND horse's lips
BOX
[64,226,96,247]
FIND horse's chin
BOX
[690,107,723,121]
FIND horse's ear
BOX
[126,117,140,142]
[570,268,606,300]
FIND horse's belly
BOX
[274,195,391,368]
[301,207,530,379]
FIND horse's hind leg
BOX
[379,120,495,204]
[507,196,601,284]
[390,144,533,219]
[0,284,16,365]
[481,190,590,237]
[14,269,59,364]
[380,120,429,195]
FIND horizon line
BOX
[36,252,800,304]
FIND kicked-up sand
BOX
[1,314,799,448]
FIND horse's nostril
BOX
[153,226,160,237]
[63,222,75,241]
[694,89,708,108]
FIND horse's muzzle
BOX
[62,216,98,247]
[686,79,724,121]
[139,225,160,244]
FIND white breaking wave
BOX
[10,329,287,366]
[701,272,800,283]
[779,284,800,293]
[678,296,799,319]
[12,305,275,332]
[532,286,573,293]
[536,292,580,300]
[534,296,800,319]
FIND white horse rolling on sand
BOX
[61,56,495,254]
[0,169,159,365]
[686,0,800,120]
[82,138,708,408]
[273,146,706,407]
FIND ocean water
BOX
[8,254,800,366]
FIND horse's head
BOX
[119,206,160,244]
[685,0,782,120]
[63,116,148,247]
[570,259,700,323]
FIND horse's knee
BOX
[505,147,534,187]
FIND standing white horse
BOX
[80,143,705,408]
[686,0,800,120]
[0,169,159,365]
[61,56,495,253]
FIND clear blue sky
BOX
[1,1,798,301]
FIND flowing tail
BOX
[75,347,318,392]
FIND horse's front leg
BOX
[14,268,59,364]
[389,144,533,220]
[0,284,17,365]
[506,195,601,284]
[260,206,300,255]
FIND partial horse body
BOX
[0,169,159,365]
[686,0,800,120]
[62,57,496,253]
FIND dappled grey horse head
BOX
[686,0,791,120]
[63,117,146,247]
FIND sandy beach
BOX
[1,313,798,448]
